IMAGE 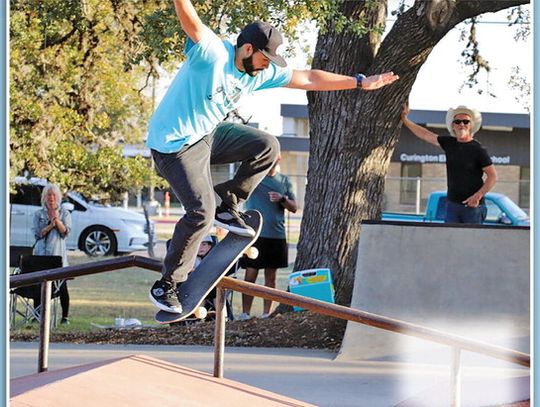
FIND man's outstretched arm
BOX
[286,69,399,91]
[173,0,206,43]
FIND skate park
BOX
[7,0,534,403]
[9,221,530,406]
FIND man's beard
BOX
[455,128,469,139]
[242,55,263,77]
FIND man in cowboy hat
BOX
[147,0,400,314]
[401,104,497,224]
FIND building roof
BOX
[280,104,530,129]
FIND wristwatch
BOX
[355,73,366,89]
[280,196,287,203]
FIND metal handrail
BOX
[9,255,530,406]
[9,256,160,289]
[218,279,530,367]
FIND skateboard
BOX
[155,210,262,324]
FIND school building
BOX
[276,104,530,213]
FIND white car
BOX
[10,178,154,257]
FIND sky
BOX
[233,4,532,135]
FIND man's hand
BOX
[268,191,283,203]
[362,72,399,90]
[401,102,410,122]
[463,192,483,208]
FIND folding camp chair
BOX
[10,255,65,328]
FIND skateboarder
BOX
[148,0,400,314]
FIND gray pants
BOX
[151,122,279,283]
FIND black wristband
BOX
[355,73,366,88]
[280,196,287,203]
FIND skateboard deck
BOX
[155,210,262,324]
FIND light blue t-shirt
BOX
[245,173,296,239]
[146,27,293,153]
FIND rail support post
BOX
[38,280,52,373]
[213,287,226,378]
[450,347,462,407]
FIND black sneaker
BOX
[60,318,70,325]
[214,203,255,237]
[149,279,183,313]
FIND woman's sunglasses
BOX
[452,119,470,125]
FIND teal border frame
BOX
[533,2,538,403]
[1,0,7,404]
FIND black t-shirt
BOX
[437,136,492,204]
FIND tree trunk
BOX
[291,0,528,307]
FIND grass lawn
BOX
[10,251,293,334]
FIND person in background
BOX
[32,184,72,324]
[194,234,218,267]
[401,104,497,224]
[239,157,297,320]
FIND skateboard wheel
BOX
[194,307,207,319]
[246,246,259,259]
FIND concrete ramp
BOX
[10,354,314,407]
[337,223,530,405]
[339,222,530,360]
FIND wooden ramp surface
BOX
[10,354,314,407]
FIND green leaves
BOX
[10,0,155,200]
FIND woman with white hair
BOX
[32,183,72,324]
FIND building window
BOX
[519,167,530,209]
[400,163,422,205]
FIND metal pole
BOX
[415,177,421,214]
[149,75,156,202]
[213,287,226,378]
[38,281,52,373]
[450,347,462,407]
[287,210,290,243]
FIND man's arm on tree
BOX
[401,103,439,146]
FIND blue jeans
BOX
[445,200,487,224]
[151,122,279,283]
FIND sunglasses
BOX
[452,119,470,125]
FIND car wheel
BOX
[81,226,117,256]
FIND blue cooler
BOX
[288,269,335,311]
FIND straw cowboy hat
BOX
[445,105,482,137]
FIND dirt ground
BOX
[10,311,347,351]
